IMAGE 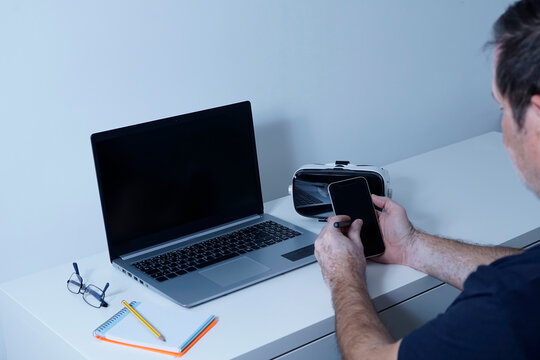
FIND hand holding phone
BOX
[328,176,385,258]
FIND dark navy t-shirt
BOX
[399,245,540,360]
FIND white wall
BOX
[0,0,513,284]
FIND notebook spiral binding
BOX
[93,301,139,336]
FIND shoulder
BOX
[398,245,540,360]
[464,244,540,296]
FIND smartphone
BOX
[327,176,385,258]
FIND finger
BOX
[327,215,352,234]
[314,242,321,261]
[347,219,363,246]
[371,194,389,210]
[373,206,382,222]
[327,214,351,224]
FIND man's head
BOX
[491,0,540,195]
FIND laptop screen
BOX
[91,101,264,261]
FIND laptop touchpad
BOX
[200,257,270,287]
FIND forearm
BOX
[332,275,399,360]
[406,231,522,290]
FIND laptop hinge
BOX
[120,214,262,260]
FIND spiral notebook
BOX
[94,301,218,357]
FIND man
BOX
[314,0,540,359]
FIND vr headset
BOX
[289,161,391,219]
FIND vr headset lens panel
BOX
[292,170,386,219]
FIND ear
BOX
[530,95,540,136]
[531,95,540,115]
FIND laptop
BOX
[91,101,318,307]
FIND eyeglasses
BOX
[66,262,109,308]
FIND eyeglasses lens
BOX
[67,273,83,294]
[83,284,104,308]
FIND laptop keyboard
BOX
[132,220,302,283]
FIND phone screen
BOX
[328,176,385,258]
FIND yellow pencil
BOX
[122,300,166,342]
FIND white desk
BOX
[2,132,540,360]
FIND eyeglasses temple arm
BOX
[102,282,110,296]
[101,282,110,307]
[72,262,80,275]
